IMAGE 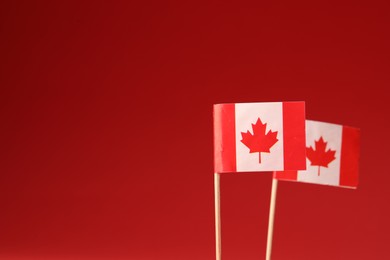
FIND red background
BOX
[1,1,389,259]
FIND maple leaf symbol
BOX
[240,118,278,164]
[306,137,336,176]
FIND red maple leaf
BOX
[306,137,336,176]
[240,118,278,163]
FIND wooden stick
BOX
[266,178,278,260]
[214,173,222,260]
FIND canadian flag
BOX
[274,120,360,188]
[213,102,306,173]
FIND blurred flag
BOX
[274,120,360,188]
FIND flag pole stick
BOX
[214,173,222,260]
[266,177,278,260]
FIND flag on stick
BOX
[213,101,307,260]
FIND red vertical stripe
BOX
[213,104,236,173]
[282,102,306,171]
[339,126,360,188]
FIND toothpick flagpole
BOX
[266,177,278,260]
[214,173,222,260]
